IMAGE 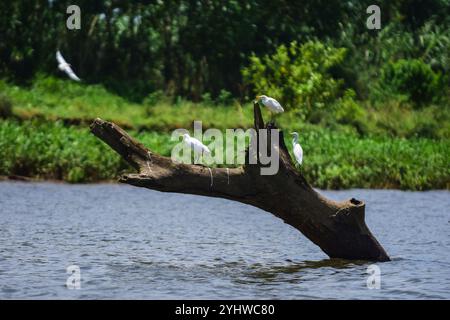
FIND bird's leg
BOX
[268,112,276,126]
[194,152,200,164]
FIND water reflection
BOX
[244,259,368,283]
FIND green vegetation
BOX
[1,119,448,189]
[2,77,448,139]
[242,41,347,118]
[2,1,449,101]
[0,1,449,189]
[0,119,172,183]
[377,59,447,107]
[0,77,449,189]
[299,131,450,190]
[0,78,254,132]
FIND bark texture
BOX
[90,103,390,261]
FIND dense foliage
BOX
[1,119,448,189]
[2,77,449,139]
[0,0,449,102]
[242,41,347,119]
[0,1,449,188]
[377,59,447,106]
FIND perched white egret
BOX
[56,51,81,81]
[182,133,210,163]
[291,132,303,166]
[255,95,284,116]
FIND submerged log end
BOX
[327,199,390,261]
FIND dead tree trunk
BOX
[90,103,390,262]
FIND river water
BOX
[0,181,448,299]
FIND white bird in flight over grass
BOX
[56,51,81,81]
[255,95,284,116]
[291,132,303,166]
[182,133,210,163]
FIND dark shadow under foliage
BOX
[1,0,448,102]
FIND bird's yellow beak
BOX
[255,95,261,100]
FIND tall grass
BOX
[292,130,450,190]
[0,120,170,183]
[1,120,448,189]
[0,77,448,189]
[0,77,254,131]
[2,77,448,139]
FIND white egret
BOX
[182,133,210,163]
[291,132,303,166]
[56,51,81,81]
[255,95,284,118]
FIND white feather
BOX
[65,67,81,81]
[183,133,211,155]
[56,50,81,81]
[293,142,303,165]
[56,51,67,65]
[258,95,284,113]
[291,132,303,165]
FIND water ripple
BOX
[0,182,449,299]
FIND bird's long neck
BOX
[292,136,298,144]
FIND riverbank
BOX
[1,78,449,189]
[1,119,448,189]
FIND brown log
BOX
[90,103,390,261]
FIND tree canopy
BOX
[0,0,448,102]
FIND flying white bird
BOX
[183,133,210,163]
[291,132,303,166]
[56,51,81,81]
[255,95,284,115]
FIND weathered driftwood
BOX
[90,103,390,261]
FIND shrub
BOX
[143,90,166,106]
[242,41,347,119]
[0,95,13,118]
[216,89,233,105]
[378,59,446,107]
[334,90,368,135]
[200,92,213,105]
